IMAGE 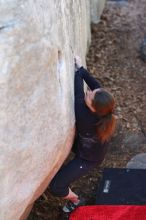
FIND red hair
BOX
[92,89,116,143]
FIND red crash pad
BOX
[70,205,146,220]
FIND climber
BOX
[49,56,116,213]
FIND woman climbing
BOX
[49,56,116,212]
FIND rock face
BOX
[0,1,105,220]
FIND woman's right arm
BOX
[78,67,102,91]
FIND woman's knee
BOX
[49,178,57,195]
[49,177,69,197]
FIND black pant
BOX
[49,156,98,197]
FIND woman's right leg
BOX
[49,157,97,202]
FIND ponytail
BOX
[92,88,116,143]
[96,113,116,143]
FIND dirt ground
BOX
[28,0,146,219]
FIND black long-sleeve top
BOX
[74,67,108,162]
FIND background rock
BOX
[0,1,105,219]
[127,153,146,169]
[90,0,106,23]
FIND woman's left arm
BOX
[74,70,85,100]
[74,56,101,90]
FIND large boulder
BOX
[0,0,105,219]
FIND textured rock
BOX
[127,153,146,169]
[0,1,105,220]
[123,132,146,151]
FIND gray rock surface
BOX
[127,153,146,169]
[0,1,105,220]
[123,132,146,151]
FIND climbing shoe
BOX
[62,198,85,213]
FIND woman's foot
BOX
[62,198,85,213]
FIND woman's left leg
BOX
[49,156,98,202]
